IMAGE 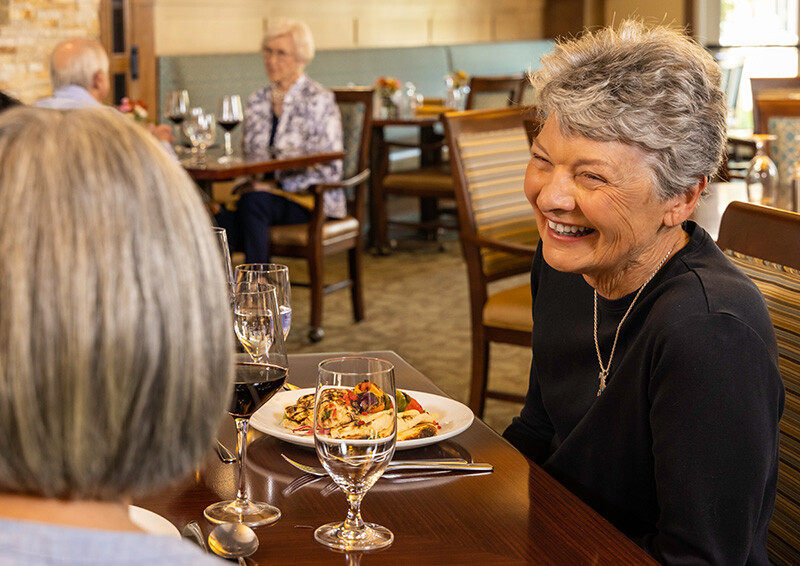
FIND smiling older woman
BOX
[503,21,784,565]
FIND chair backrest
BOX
[465,75,526,111]
[751,76,800,133]
[753,97,800,183]
[444,107,539,282]
[717,201,800,565]
[333,87,373,219]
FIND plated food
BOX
[251,389,474,450]
[281,384,439,441]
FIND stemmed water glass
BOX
[745,134,779,206]
[211,226,234,306]
[313,357,397,551]
[183,108,216,166]
[217,94,244,164]
[234,263,291,340]
[204,282,287,527]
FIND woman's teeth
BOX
[548,220,594,237]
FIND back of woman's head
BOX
[0,107,234,500]
[532,19,727,200]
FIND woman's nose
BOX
[535,167,575,213]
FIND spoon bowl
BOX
[208,522,259,560]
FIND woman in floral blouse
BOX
[220,18,343,262]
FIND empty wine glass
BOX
[217,94,244,164]
[313,357,397,551]
[234,263,291,340]
[204,283,287,527]
[183,109,216,166]
[746,134,779,206]
[211,226,234,306]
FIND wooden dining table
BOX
[182,150,345,197]
[135,350,656,565]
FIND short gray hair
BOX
[0,107,234,500]
[50,38,109,90]
[532,20,727,200]
[262,18,315,64]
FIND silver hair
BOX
[531,20,727,200]
[50,38,109,91]
[0,107,234,500]
[262,18,315,64]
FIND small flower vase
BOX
[380,96,397,120]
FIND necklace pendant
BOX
[597,369,608,397]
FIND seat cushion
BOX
[382,165,453,196]
[483,284,532,332]
[271,216,360,247]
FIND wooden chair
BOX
[373,74,526,253]
[751,76,800,134]
[443,107,539,417]
[752,96,800,201]
[270,88,373,342]
[717,201,800,566]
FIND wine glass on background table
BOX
[217,94,244,164]
[745,134,779,206]
[165,90,189,143]
[205,283,287,527]
[234,263,291,340]
[183,109,215,166]
[313,357,397,551]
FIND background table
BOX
[135,351,656,565]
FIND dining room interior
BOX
[2,0,800,565]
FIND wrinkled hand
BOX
[147,123,175,143]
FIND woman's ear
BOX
[663,176,706,227]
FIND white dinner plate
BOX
[250,388,474,450]
[128,505,180,538]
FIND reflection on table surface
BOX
[134,351,656,565]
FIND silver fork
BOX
[281,454,491,476]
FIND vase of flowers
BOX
[374,76,401,119]
[117,97,149,123]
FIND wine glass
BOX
[211,226,234,306]
[234,263,291,340]
[165,90,189,132]
[746,134,779,206]
[183,109,216,166]
[217,94,244,164]
[204,282,287,527]
[313,357,397,551]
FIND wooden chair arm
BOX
[308,169,371,195]
[466,234,537,256]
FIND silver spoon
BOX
[208,523,258,562]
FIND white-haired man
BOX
[34,38,110,109]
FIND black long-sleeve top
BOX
[503,222,784,565]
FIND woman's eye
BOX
[531,152,551,165]
[581,172,607,184]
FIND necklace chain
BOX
[593,245,676,396]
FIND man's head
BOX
[50,38,110,102]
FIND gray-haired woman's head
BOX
[532,20,727,200]
[0,107,234,500]
[262,18,315,64]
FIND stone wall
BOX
[0,0,99,103]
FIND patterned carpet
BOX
[274,233,531,435]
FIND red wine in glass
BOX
[217,119,241,132]
[230,362,287,417]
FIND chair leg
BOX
[374,187,391,255]
[307,250,325,343]
[348,246,365,322]
[468,331,490,417]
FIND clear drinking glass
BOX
[217,94,244,164]
[313,357,397,551]
[745,134,779,206]
[204,283,287,527]
[234,263,291,340]
[211,226,234,306]
[183,109,216,166]
[165,90,189,132]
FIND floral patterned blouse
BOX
[242,74,345,218]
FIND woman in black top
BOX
[504,20,784,564]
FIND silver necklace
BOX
[593,245,676,396]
